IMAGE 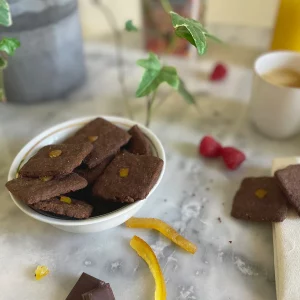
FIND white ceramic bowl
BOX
[7,116,166,233]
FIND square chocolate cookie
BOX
[19,143,93,177]
[126,125,152,155]
[93,152,163,203]
[31,196,93,219]
[65,118,131,168]
[275,164,300,213]
[75,154,115,184]
[5,173,87,205]
[231,177,287,222]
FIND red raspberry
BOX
[221,147,246,170]
[199,136,222,158]
[210,63,228,81]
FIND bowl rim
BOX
[7,115,166,226]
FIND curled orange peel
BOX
[126,217,197,254]
[130,235,166,300]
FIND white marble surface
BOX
[1,43,300,300]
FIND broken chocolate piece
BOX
[65,273,110,300]
[231,177,287,222]
[82,284,115,300]
[93,152,163,203]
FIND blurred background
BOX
[79,0,279,62]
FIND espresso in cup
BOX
[262,68,300,88]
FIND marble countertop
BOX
[1,43,300,300]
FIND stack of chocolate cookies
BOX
[6,118,164,219]
[231,164,300,222]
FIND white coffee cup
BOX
[250,51,300,139]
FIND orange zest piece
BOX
[126,217,197,254]
[49,149,62,158]
[255,188,267,199]
[60,196,72,204]
[119,168,129,178]
[34,265,49,280]
[130,236,166,300]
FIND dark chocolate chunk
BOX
[19,143,93,177]
[65,118,131,168]
[231,177,287,222]
[126,125,152,155]
[93,152,163,203]
[5,173,87,205]
[82,284,115,300]
[65,273,105,300]
[275,164,300,214]
[75,155,115,184]
[31,196,93,219]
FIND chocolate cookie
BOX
[231,177,287,222]
[19,143,93,177]
[75,154,115,184]
[65,118,131,168]
[93,152,163,203]
[31,196,93,219]
[126,125,152,155]
[66,273,107,300]
[275,164,300,213]
[5,173,87,205]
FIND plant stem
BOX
[0,69,6,102]
[145,90,157,127]
[160,0,172,13]
[93,0,133,120]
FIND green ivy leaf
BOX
[136,52,179,97]
[0,38,21,56]
[0,0,11,27]
[178,79,196,105]
[125,20,138,32]
[170,11,219,55]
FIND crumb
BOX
[229,241,232,244]
[191,193,196,197]
[205,187,210,191]
[218,217,222,223]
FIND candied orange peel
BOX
[88,135,98,143]
[126,217,197,254]
[130,236,166,300]
[119,168,129,178]
[49,149,62,158]
[40,176,53,182]
[60,196,72,204]
[34,265,49,280]
[255,189,267,199]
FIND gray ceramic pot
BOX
[1,0,86,103]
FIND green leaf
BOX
[170,11,219,55]
[0,57,7,69]
[0,0,11,27]
[0,38,21,56]
[136,52,179,97]
[125,20,138,32]
[178,79,196,105]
